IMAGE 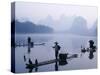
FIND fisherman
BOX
[89,40,94,49]
[53,42,61,59]
[28,37,31,44]
[89,40,96,52]
[27,37,32,53]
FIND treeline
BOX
[11,20,54,34]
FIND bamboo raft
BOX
[26,54,78,69]
[15,42,45,47]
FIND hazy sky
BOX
[15,2,97,31]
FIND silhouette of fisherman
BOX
[27,37,31,53]
[28,37,31,44]
[53,42,61,59]
[88,40,96,59]
[89,40,94,49]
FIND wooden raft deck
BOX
[26,54,78,68]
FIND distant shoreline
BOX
[15,33,97,38]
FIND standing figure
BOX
[28,37,31,44]
[88,40,95,59]
[89,40,94,49]
[53,42,61,59]
[27,37,31,53]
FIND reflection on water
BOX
[89,52,94,59]
[55,61,58,71]
[25,53,73,72]
[15,34,97,73]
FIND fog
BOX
[13,2,97,32]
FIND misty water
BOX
[15,34,97,73]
